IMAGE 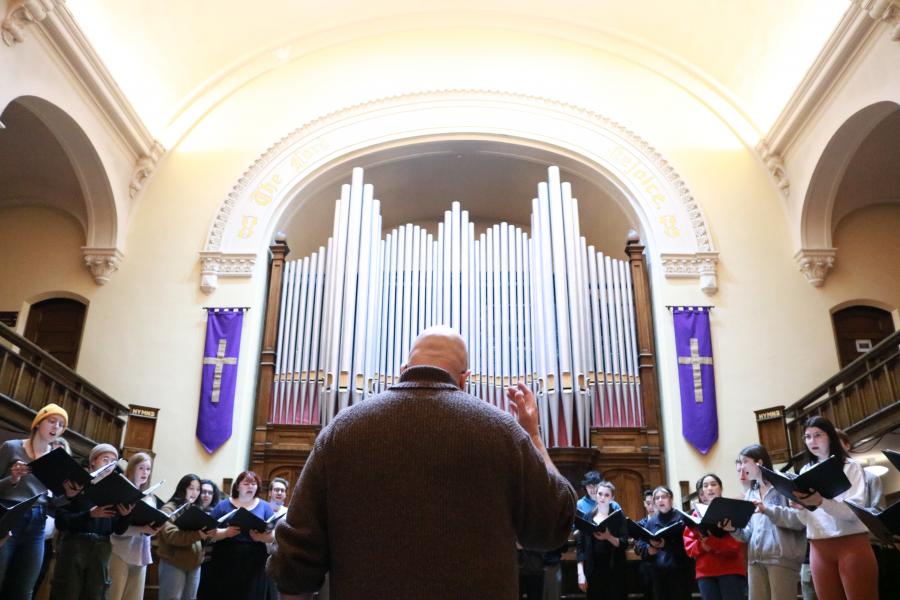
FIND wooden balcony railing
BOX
[784,329,900,467]
[0,323,127,458]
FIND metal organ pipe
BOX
[271,166,645,445]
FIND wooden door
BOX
[24,298,86,369]
[832,305,894,368]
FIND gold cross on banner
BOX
[203,339,237,403]
[677,337,713,403]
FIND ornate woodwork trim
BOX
[249,239,291,474]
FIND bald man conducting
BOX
[268,326,576,599]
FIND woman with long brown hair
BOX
[791,416,878,600]
[109,452,161,600]
[723,444,805,600]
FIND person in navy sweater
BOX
[634,486,693,600]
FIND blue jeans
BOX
[0,505,47,600]
[157,559,201,600]
[697,574,748,600]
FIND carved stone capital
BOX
[81,247,124,285]
[659,252,720,295]
[199,251,257,294]
[1,0,64,46]
[794,248,837,287]
[129,141,165,198]
[756,141,790,197]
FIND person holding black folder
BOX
[194,479,220,600]
[157,473,206,600]
[204,470,275,599]
[108,452,161,600]
[723,444,805,600]
[682,474,746,600]
[49,443,132,600]
[0,403,81,600]
[633,486,693,600]
[790,416,878,600]
[576,480,627,600]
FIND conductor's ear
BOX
[399,364,408,374]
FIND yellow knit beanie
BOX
[31,403,68,430]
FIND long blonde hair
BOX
[125,452,153,491]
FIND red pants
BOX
[810,533,878,600]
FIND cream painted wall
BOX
[5,25,893,503]
[828,204,900,315]
[0,206,94,316]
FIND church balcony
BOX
[784,328,900,467]
[0,322,127,458]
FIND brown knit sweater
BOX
[267,366,576,599]
[156,500,204,571]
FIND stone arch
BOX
[7,96,121,283]
[200,90,719,294]
[797,101,900,284]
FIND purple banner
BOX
[673,307,718,454]
[196,309,245,453]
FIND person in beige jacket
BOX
[157,474,208,600]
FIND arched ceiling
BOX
[68,1,848,142]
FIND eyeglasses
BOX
[200,490,213,495]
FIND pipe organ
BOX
[271,166,643,447]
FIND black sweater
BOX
[55,494,129,537]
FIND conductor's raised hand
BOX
[506,382,539,437]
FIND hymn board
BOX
[263,167,646,449]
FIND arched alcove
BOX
[797,101,900,286]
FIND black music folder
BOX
[845,500,900,545]
[883,449,900,472]
[222,507,285,532]
[28,447,91,495]
[760,455,851,508]
[84,475,163,507]
[0,494,42,536]
[172,505,223,531]
[129,500,169,528]
[626,517,684,542]
[575,509,625,536]
[678,497,755,537]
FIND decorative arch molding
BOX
[796,100,899,287]
[200,89,719,294]
[12,95,123,285]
